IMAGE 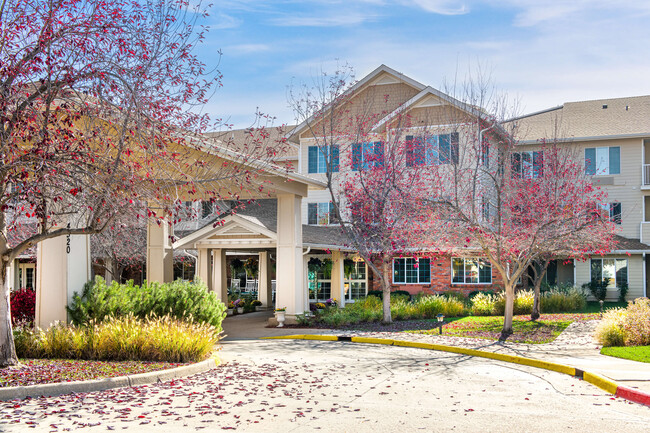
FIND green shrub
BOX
[541,287,586,313]
[583,278,609,301]
[14,315,218,363]
[67,277,226,331]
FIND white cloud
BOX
[223,44,272,55]
[269,12,379,27]
[209,13,242,30]
[405,0,468,15]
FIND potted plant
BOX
[234,298,244,314]
[275,307,286,327]
[244,257,259,279]
[251,299,264,311]
[227,301,235,316]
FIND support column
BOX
[331,250,346,308]
[197,247,212,290]
[35,228,91,328]
[275,193,304,319]
[212,249,227,303]
[6,260,15,292]
[258,251,273,307]
[303,253,310,312]
[146,219,173,283]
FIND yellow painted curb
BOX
[261,335,306,340]
[351,337,394,345]
[303,335,339,341]
[583,372,618,394]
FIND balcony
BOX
[644,164,650,187]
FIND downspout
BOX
[643,253,648,298]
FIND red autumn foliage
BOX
[10,288,36,326]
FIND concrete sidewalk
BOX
[221,313,650,396]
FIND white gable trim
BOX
[173,215,277,250]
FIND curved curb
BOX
[0,357,218,402]
[262,334,650,408]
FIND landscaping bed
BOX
[0,359,188,387]
[407,314,599,344]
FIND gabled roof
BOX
[173,199,352,250]
[286,64,427,142]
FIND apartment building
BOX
[508,95,650,300]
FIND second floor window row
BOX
[405,133,460,167]
[308,145,340,174]
[511,151,543,179]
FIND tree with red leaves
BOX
[0,0,286,367]
[290,66,445,323]
[430,99,617,336]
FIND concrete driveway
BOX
[2,338,648,432]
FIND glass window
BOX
[452,258,492,284]
[512,151,543,179]
[585,147,620,175]
[393,258,431,284]
[307,202,335,225]
[590,258,628,288]
[353,142,384,171]
[308,145,339,173]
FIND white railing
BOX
[643,164,650,186]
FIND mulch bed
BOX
[0,359,188,388]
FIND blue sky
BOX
[196,1,650,129]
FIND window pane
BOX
[452,258,464,283]
[609,147,620,175]
[602,259,616,288]
[393,259,405,283]
[426,136,439,165]
[611,203,621,224]
[522,151,533,178]
[478,260,491,283]
[419,258,431,284]
[533,151,544,178]
[511,153,521,179]
[439,134,450,164]
[318,203,329,225]
[465,259,479,284]
[308,203,318,225]
[405,258,418,283]
[585,148,596,175]
[450,133,459,164]
[331,145,340,172]
[308,146,318,173]
[590,259,602,282]
[615,259,628,289]
[596,147,609,175]
[317,148,327,173]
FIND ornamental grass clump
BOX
[469,292,497,316]
[541,287,586,313]
[13,315,219,363]
[415,295,466,318]
[595,298,650,347]
[494,290,535,315]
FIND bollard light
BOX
[599,300,604,318]
[437,314,444,335]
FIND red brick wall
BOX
[369,255,504,296]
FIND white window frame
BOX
[307,202,335,225]
[451,257,492,285]
[392,257,431,284]
[591,258,628,289]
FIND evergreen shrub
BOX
[67,277,226,331]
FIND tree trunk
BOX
[381,256,392,324]
[500,282,514,339]
[0,263,19,368]
[531,261,549,321]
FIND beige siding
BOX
[575,254,644,301]
[517,137,645,239]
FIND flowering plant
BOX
[275,307,286,312]
[315,302,326,309]
[228,302,235,309]
[325,298,338,307]
[233,299,243,307]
